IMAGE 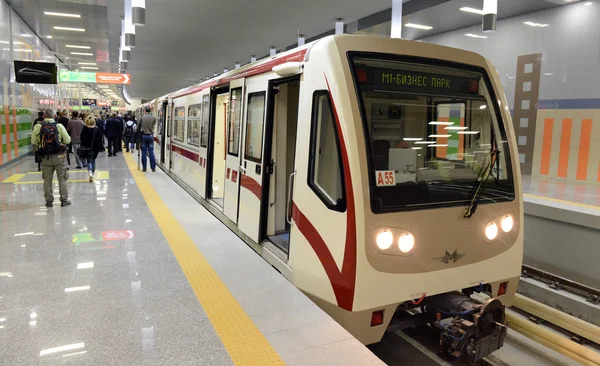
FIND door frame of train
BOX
[160,100,168,164]
[223,78,246,223]
[164,101,173,170]
[206,85,230,202]
[259,75,301,255]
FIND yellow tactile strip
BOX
[123,153,284,365]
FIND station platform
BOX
[0,153,383,365]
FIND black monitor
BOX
[14,60,57,84]
[82,99,97,106]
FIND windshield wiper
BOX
[463,150,499,218]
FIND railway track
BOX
[521,264,600,304]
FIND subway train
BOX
[137,34,522,362]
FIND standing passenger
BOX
[32,111,45,129]
[67,111,86,169]
[139,106,157,172]
[80,115,103,182]
[31,108,71,207]
[57,110,69,129]
[123,118,137,153]
[105,113,122,157]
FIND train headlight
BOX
[398,234,415,253]
[501,215,514,233]
[376,230,394,250]
[485,222,498,240]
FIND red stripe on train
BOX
[171,144,199,161]
[292,75,357,311]
[169,49,307,99]
[240,174,261,200]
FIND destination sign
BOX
[357,67,480,96]
[59,71,131,84]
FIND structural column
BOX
[391,0,403,39]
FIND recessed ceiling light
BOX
[44,11,81,18]
[71,52,93,56]
[78,62,96,65]
[460,7,485,14]
[54,26,85,32]
[46,35,52,39]
[81,67,98,70]
[405,23,433,30]
[465,33,488,39]
[66,45,91,49]
[20,34,32,37]
[523,21,549,27]
[584,2,592,5]
[3,48,32,52]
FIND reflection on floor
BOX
[522,175,600,206]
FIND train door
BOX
[197,90,210,199]
[209,89,229,208]
[262,78,300,254]
[237,77,269,242]
[164,102,173,170]
[223,79,245,222]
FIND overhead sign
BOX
[59,70,131,84]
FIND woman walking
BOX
[79,115,103,182]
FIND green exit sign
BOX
[59,71,96,83]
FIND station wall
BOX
[418,1,600,183]
[0,1,64,168]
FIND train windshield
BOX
[350,55,515,213]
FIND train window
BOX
[201,95,209,147]
[350,54,515,213]
[187,104,201,146]
[227,88,243,156]
[173,106,185,142]
[244,92,266,162]
[308,91,346,212]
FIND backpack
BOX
[39,122,61,157]
[124,122,134,138]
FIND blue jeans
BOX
[87,158,96,173]
[141,134,156,171]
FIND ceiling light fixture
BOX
[44,11,81,18]
[3,48,32,52]
[71,52,93,56]
[46,35,52,39]
[460,7,485,14]
[81,67,98,70]
[53,26,85,32]
[20,34,32,37]
[465,33,488,38]
[405,23,433,30]
[584,2,592,5]
[77,62,96,65]
[66,45,91,49]
[523,21,549,27]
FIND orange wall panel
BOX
[576,119,592,181]
[540,118,554,176]
[557,118,572,178]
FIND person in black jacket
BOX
[105,113,122,157]
[57,110,69,129]
[80,115,104,182]
[32,111,44,129]
[95,114,106,152]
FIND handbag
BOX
[77,127,97,159]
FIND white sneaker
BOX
[88,171,93,183]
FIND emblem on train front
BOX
[433,250,465,264]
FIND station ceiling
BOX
[7,0,581,101]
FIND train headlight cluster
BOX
[485,214,515,241]
[376,230,394,250]
[501,215,514,233]
[375,229,415,254]
[398,234,415,253]
[485,222,499,240]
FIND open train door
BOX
[222,79,245,223]
[237,76,269,242]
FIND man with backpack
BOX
[31,108,72,207]
[123,118,137,152]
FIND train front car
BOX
[294,35,522,362]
